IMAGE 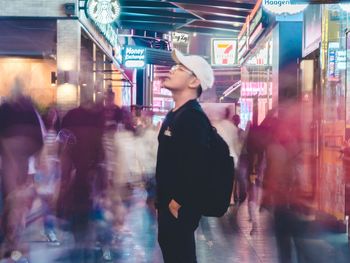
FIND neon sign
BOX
[123,46,146,68]
[211,39,237,66]
[262,0,308,15]
[86,0,121,24]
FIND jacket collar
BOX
[172,99,201,113]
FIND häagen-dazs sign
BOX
[262,0,308,15]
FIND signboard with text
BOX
[171,32,189,45]
[171,32,189,54]
[262,0,308,15]
[211,39,237,66]
[123,46,146,68]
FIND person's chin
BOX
[162,82,173,91]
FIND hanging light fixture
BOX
[86,0,121,24]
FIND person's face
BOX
[163,64,200,93]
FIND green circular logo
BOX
[86,0,120,24]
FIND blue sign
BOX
[123,46,146,68]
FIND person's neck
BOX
[172,91,197,112]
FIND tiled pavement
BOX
[1,188,349,263]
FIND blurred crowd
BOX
[0,78,159,262]
[0,78,337,263]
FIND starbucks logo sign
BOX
[263,0,308,15]
[86,0,121,24]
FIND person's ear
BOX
[188,77,201,90]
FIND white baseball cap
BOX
[171,49,214,91]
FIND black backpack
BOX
[200,116,235,217]
[174,106,235,217]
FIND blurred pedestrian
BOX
[262,103,317,263]
[232,115,249,205]
[0,78,43,261]
[245,122,265,235]
[38,107,61,244]
[56,100,104,258]
[96,88,123,261]
[211,107,240,165]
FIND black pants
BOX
[158,206,201,263]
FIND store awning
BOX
[117,0,255,36]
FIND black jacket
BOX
[155,99,211,211]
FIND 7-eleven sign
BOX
[211,39,237,66]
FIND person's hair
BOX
[196,85,203,97]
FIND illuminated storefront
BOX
[304,4,350,221]
[240,38,273,128]
[238,0,302,129]
[0,19,58,108]
[0,1,129,111]
[297,3,350,226]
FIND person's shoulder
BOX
[65,107,81,116]
[177,108,209,126]
[61,107,82,126]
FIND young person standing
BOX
[155,49,214,263]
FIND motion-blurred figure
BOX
[97,88,122,261]
[232,114,249,205]
[56,100,104,260]
[0,78,43,260]
[39,107,61,244]
[211,108,240,166]
[245,122,266,235]
[262,103,319,263]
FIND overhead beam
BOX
[184,20,241,32]
[168,2,205,20]
[119,14,188,24]
[174,18,196,30]
[121,8,197,19]
[174,3,250,18]
[120,21,175,32]
[179,26,238,37]
[119,0,176,8]
[166,0,254,10]
[202,14,246,24]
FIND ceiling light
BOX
[233,22,241,28]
